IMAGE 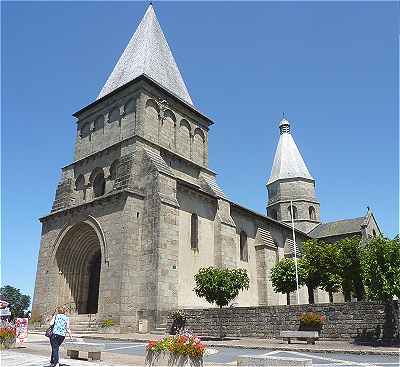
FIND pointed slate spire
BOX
[97,4,193,104]
[267,118,313,184]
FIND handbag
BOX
[45,324,54,338]
[45,315,56,338]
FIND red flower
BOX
[147,340,157,350]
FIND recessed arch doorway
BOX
[54,222,102,314]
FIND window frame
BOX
[190,213,199,250]
[239,230,248,262]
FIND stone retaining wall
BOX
[167,301,399,340]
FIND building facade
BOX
[32,5,381,331]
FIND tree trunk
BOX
[383,299,399,341]
[342,279,352,302]
[218,306,224,341]
[307,285,315,304]
[286,293,290,305]
[329,291,333,303]
[354,277,364,301]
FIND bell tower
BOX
[267,118,320,233]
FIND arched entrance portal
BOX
[55,222,102,314]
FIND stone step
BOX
[150,327,167,335]
[71,330,100,335]
[69,314,97,321]
[70,325,99,330]
[70,326,99,331]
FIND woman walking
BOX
[49,306,72,367]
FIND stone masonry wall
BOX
[167,302,396,340]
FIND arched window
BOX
[372,229,377,237]
[288,205,298,220]
[80,122,90,138]
[94,115,104,132]
[109,159,119,180]
[193,128,205,165]
[309,206,316,220]
[145,99,160,143]
[240,231,248,262]
[178,120,191,158]
[270,209,278,220]
[190,213,198,250]
[93,172,105,198]
[75,174,85,191]
[160,109,176,149]
[109,107,120,124]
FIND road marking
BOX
[105,343,146,351]
[261,350,284,356]
[282,350,384,367]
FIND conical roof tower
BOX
[266,118,320,233]
[97,4,193,105]
[268,118,313,184]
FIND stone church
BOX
[32,5,381,331]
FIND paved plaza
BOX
[1,333,398,367]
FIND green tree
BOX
[271,258,303,305]
[336,236,364,302]
[194,267,250,339]
[300,239,327,304]
[319,243,342,303]
[361,236,400,340]
[0,285,31,319]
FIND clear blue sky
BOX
[2,2,398,302]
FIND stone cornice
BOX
[73,75,214,125]
[229,201,310,238]
[62,134,216,176]
[39,189,144,222]
[267,198,320,206]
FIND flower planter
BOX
[0,338,16,349]
[145,334,205,367]
[299,324,322,334]
[146,351,203,367]
[298,312,325,338]
[101,325,120,334]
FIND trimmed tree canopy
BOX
[194,267,250,307]
[0,285,30,319]
[336,236,364,301]
[270,258,302,295]
[361,236,400,301]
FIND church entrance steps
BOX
[69,314,98,333]
[150,324,167,335]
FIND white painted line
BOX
[260,350,283,356]
[284,350,384,367]
[105,343,146,351]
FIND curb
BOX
[78,335,399,356]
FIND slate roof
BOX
[97,5,193,105]
[309,217,365,238]
[255,227,277,248]
[268,119,313,185]
[199,175,228,200]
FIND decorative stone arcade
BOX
[54,222,102,314]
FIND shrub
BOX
[169,310,186,335]
[170,310,186,323]
[100,319,114,328]
[299,312,325,330]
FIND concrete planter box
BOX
[0,339,16,349]
[100,325,120,334]
[145,351,203,367]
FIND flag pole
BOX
[290,200,300,305]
